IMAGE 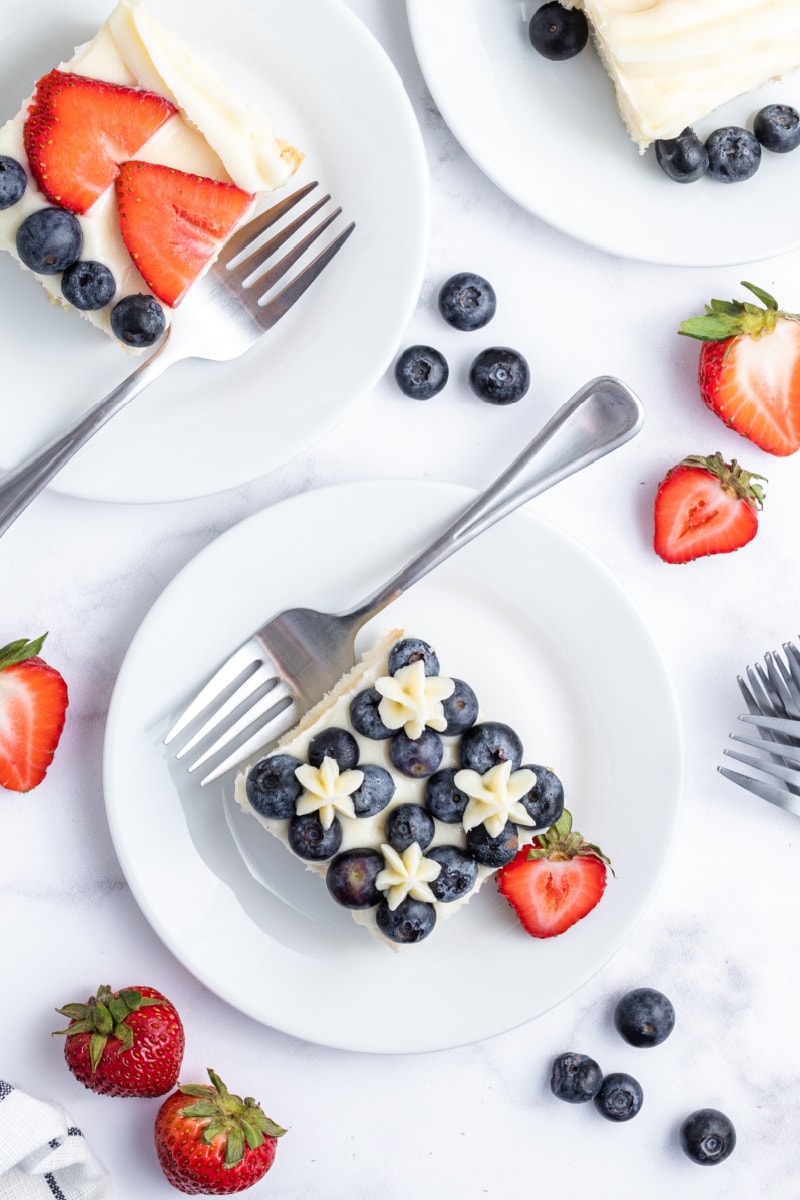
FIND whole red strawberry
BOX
[54,984,184,1098]
[653,452,766,563]
[155,1069,286,1195]
[0,633,68,792]
[679,281,800,456]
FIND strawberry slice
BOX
[23,70,176,214]
[115,161,254,307]
[679,281,800,456]
[0,634,68,792]
[496,810,611,939]
[653,452,766,564]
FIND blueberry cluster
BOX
[655,105,800,185]
[0,154,165,347]
[550,987,736,1165]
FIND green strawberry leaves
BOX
[53,984,165,1070]
[178,1069,286,1167]
[526,809,614,875]
[679,281,800,342]
[0,634,47,672]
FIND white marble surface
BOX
[3,2,800,1197]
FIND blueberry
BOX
[441,678,479,735]
[61,260,116,310]
[459,721,523,773]
[425,768,469,823]
[376,896,436,944]
[654,127,709,182]
[390,728,443,778]
[287,813,343,861]
[245,753,302,819]
[351,764,395,817]
[705,126,761,182]
[326,848,384,908]
[465,820,519,867]
[679,1108,736,1166]
[384,803,435,852]
[613,987,675,1047]
[308,727,359,770]
[16,206,82,274]
[518,764,565,829]
[0,155,26,209]
[437,271,496,331]
[388,637,440,676]
[469,346,530,405]
[110,294,166,348]
[394,345,449,400]
[427,845,478,902]
[594,1072,643,1122]
[350,687,394,740]
[550,1052,604,1103]
[754,104,800,153]
[528,2,589,60]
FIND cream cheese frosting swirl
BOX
[295,757,363,831]
[454,760,537,839]
[376,842,442,910]
[375,660,455,740]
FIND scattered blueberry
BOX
[754,103,800,153]
[427,845,478,902]
[394,345,449,400]
[594,1072,643,1122]
[614,987,675,1048]
[287,813,343,861]
[465,819,519,867]
[441,678,479,735]
[390,728,444,778]
[437,271,497,331]
[679,1108,736,1166]
[308,727,359,770]
[61,260,116,310]
[705,126,761,182]
[425,768,469,823]
[0,155,26,209]
[351,764,395,817]
[245,753,302,819]
[550,1052,604,1104]
[654,127,709,182]
[459,721,523,773]
[350,687,394,740]
[388,637,440,676]
[16,206,83,274]
[469,346,530,405]
[326,848,384,908]
[384,803,435,852]
[528,2,589,60]
[109,294,166,348]
[519,764,565,828]
[376,896,436,943]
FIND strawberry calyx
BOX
[53,984,163,1071]
[177,1069,286,1168]
[674,452,767,510]
[0,634,47,672]
[527,809,614,876]
[679,281,800,343]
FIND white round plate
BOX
[104,480,683,1054]
[0,0,427,502]
[406,0,800,266]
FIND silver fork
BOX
[165,375,644,784]
[0,182,354,537]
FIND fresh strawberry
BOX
[23,70,176,213]
[653,452,766,564]
[115,161,254,307]
[54,983,184,1098]
[679,281,800,456]
[496,810,610,939]
[0,634,68,792]
[154,1069,286,1195]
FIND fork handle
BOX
[0,329,177,538]
[346,375,643,622]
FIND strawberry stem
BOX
[679,281,800,342]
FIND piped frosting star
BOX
[295,757,363,830]
[375,842,442,910]
[374,659,455,740]
[453,760,537,839]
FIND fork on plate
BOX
[165,374,645,784]
[0,182,354,537]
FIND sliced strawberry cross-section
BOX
[0,634,68,793]
[115,161,254,307]
[23,69,177,214]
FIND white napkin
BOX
[0,1081,111,1200]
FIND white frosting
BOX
[294,758,363,831]
[375,842,442,910]
[375,660,455,740]
[455,761,537,840]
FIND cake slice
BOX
[233,631,565,949]
[0,1,302,347]
[562,0,800,150]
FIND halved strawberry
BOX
[653,452,766,564]
[496,810,611,939]
[115,161,254,307]
[0,634,68,792]
[23,70,176,214]
[679,281,800,456]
